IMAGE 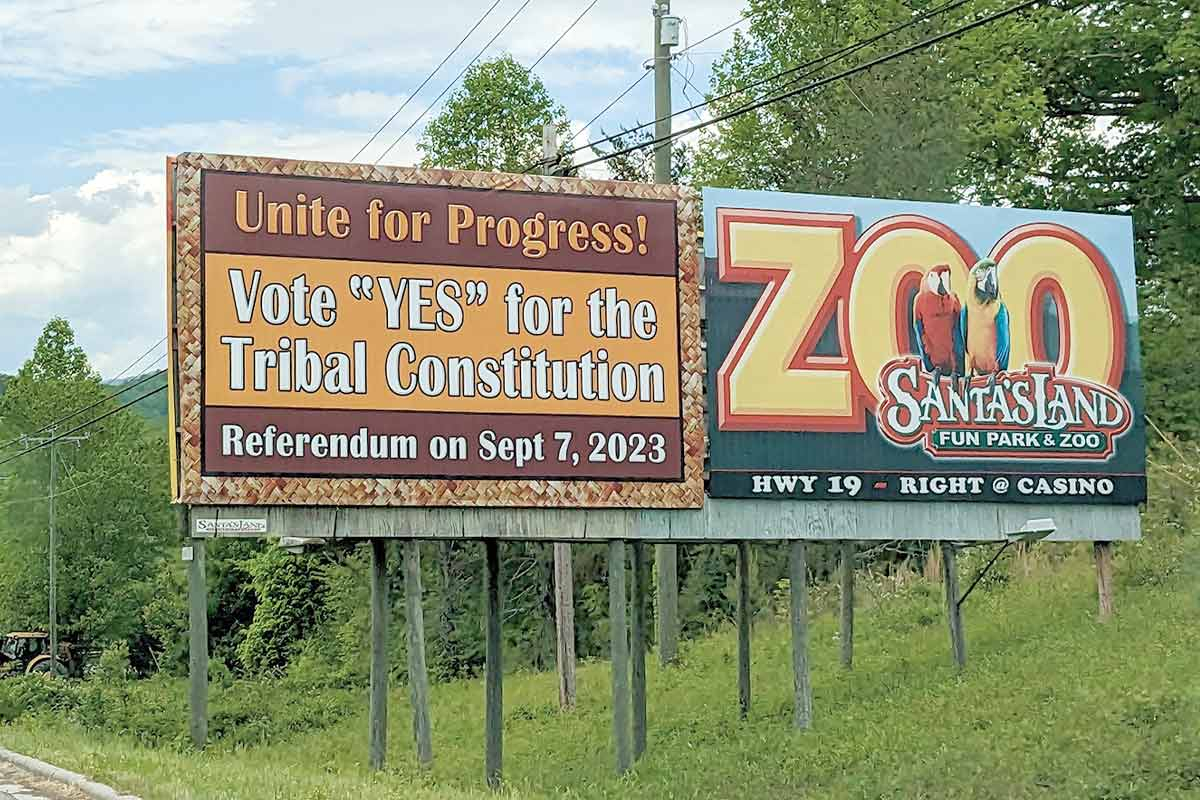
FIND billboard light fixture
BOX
[956,517,1056,610]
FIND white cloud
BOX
[306,90,409,122]
[1,0,745,84]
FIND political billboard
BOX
[168,154,703,508]
[704,188,1145,504]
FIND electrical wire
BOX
[0,383,168,468]
[373,0,536,165]
[550,11,753,169]
[671,63,706,121]
[568,70,650,147]
[529,0,978,170]
[527,0,599,73]
[673,13,748,58]
[568,0,1039,172]
[108,336,167,383]
[0,469,113,510]
[349,0,506,163]
[0,356,167,453]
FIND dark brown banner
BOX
[202,170,678,276]
[204,406,683,480]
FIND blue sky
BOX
[0,0,740,377]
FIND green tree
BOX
[692,0,1039,200]
[0,319,173,660]
[418,55,570,172]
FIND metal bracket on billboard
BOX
[956,518,1057,609]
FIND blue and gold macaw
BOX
[959,258,1010,384]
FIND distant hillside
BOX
[0,370,168,426]
[104,371,169,425]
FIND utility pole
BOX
[652,0,679,666]
[22,431,87,675]
[653,0,674,185]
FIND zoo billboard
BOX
[704,188,1146,504]
[167,154,703,508]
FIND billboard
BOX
[168,154,703,508]
[704,188,1145,504]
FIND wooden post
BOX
[631,542,647,759]
[656,543,678,664]
[609,540,632,774]
[789,541,812,730]
[542,127,579,715]
[403,540,433,767]
[736,542,751,720]
[368,539,389,772]
[484,540,503,790]
[1094,541,1115,622]
[553,542,577,710]
[839,541,854,670]
[185,510,208,749]
[941,542,966,670]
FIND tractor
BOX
[0,631,78,677]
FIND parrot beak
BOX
[937,274,948,296]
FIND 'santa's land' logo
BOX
[876,357,1133,460]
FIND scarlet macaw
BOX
[912,264,962,378]
[959,258,1010,381]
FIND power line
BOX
[109,336,167,383]
[569,70,650,146]
[373,0,536,166]
[673,13,748,58]
[554,10,749,163]
[349,0,506,163]
[0,463,115,510]
[531,0,977,170]
[550,12,753,170]
[0,383,167,469]
[0,362,166,454]
[527,0,599,73]
[671,63,706,121]
[569,0,1041,172]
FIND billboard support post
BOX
[368,539,389,771]
[553,542,577,710]
[631,542,648,759]
[736,542,752,719]
[1094,541,1115,621]
[404,540,434,766]
[484,540,503,789]
[941,544,967,670]
[789,541,813,730]
[609,541,633,773]
[839,543,855,670]
[186,512,208,749]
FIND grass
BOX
[2,535,1198,800]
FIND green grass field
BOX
[2,535,1197,800]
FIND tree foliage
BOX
[419,55,571,173]
[0,319,173,664]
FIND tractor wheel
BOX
[26,658,67,677]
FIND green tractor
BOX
[0,631,78,677]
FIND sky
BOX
[0,0,741,378]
